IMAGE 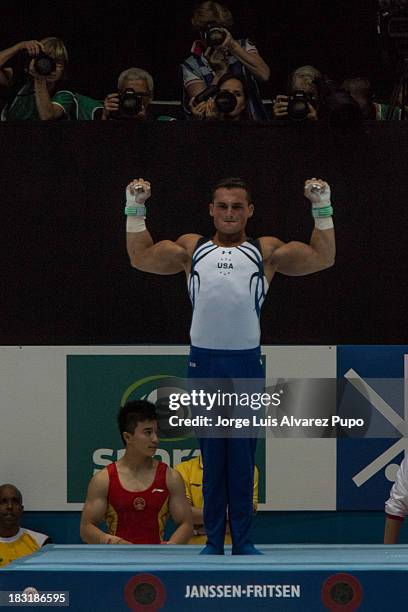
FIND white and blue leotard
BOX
[188,238,269,350]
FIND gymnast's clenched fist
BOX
[304,177,331,205]
[126,178,151,204]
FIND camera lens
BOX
[207,27,227,47]
[287,91,310,121]
[33,53,56,76]
[215,90,237,113]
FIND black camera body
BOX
[193,84,237,114]
[204,23,227,47]
[287,90,312,121]
[33,52,56,76]
[118,88,143,117]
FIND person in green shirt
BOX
[0,37,75,121]
[0,37,103,121]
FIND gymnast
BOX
[80,400,192,544]
[125,175,335,554]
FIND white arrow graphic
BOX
[344,369,408,487]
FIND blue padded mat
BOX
[1,544,408,611]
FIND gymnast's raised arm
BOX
[125,178,199,275]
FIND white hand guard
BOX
[304,179,333,230]
[125,179,150,232]
[304,181,331,206]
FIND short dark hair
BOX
[117,400,157,444]
[211,177,252,202]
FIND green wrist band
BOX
[124,205,146,216]
[312,205,333,218]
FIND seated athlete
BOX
[124,175,335,555]
[80,399,193,544]
[0,484,50,567]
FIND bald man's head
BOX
[0,484,22,504]
[0,484,23,536]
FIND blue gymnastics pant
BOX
[188,345,264,552]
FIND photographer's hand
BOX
[307,103,318,121]
[0,40,45,88]
[203,97,219,119]
[18,40,45,56]
[219,28,234,51]
[273,95,289,118]
[217,32,270,82]
[190,98,220,120]
[190,99,208,119]
[102,93,120,120]
[219,28,244,58]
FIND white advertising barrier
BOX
[263,346,336,510]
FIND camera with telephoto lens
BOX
[204,22,227,47]
[33,52,56,76]
[118,88,143,117]
[193,84,237,114]
[287,90,312,121]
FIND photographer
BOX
[341,77,401,120]
[101,67,175,121]
[181,1,270,121]
[191,73,250,121]
[102,67,153,121]
[0,37,75,121]
[272,65,321,121]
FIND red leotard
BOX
[105,461,169,544]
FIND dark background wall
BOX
[1,121,408,345]
[1,1,394,101]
